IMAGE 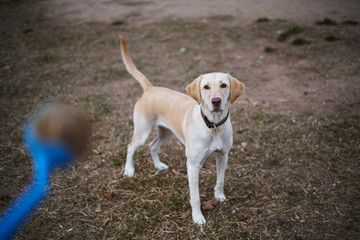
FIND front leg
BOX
[214,152,228,202]
[187,161,206,225]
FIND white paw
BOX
[215,193,227,202]
[192,213,206,225]
[124,166,135,177]
[155,162,169,171]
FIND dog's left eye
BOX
[220,83,227,88]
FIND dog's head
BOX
[186,73,245,113]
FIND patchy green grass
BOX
[277,26,304,42]
[34,53,57,62]
[264,46,276,53]
[342,20,358,25]
[325,35,340,42]
[221,27,242,43]
[116,1,151,6]
[256,17,270,23]
[208,15,234,21]
[315,17,337,26]
[111,20,125,26]
[291,38,311,46]
[81,94,113,121]
[22,28,34,34]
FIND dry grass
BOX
[1,1,360,239]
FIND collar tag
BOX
[212,124,217,134]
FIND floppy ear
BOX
[186,75,202,104]
[227,74,245,103]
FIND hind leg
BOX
[124,112,154,177]
[149,126,173,170]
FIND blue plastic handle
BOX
[0,122,73,239]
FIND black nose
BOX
[211,97,222,107]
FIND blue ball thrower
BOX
[0,105,88,239]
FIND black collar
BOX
[200,110,229,129]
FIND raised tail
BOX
[119,35,153,92]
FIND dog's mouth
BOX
[212,108,222,113]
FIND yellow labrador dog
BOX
[119,36,245,224]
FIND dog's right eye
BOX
[204,85,210,90]
[220,83,227,88]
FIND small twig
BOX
[334,205,345,216]
[299,184,308,194]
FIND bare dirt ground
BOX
[42,0,360,26]
[38,0,360,115]
[0,0,359,239]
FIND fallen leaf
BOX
[201,201,214,210]
[202,197,219,210]
[103,193,112,200]
[209,197,218,206]
[171,168,179,175]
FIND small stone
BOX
[179,47,186,53]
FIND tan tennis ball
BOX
[35,105,91,156]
